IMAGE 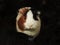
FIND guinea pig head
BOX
[16,7,41,37]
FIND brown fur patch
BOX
[18,15,26,31]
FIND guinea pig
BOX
[16,7,41,40]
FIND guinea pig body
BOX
[16,7,41,38]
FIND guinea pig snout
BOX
[24,21,39,29]
[24,23,33,29]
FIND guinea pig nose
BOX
[30,24,33,28]
[30,24,33,27]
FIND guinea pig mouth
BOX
[24,28,35,31]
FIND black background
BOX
[0,0,59,45]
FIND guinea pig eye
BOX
[23,15,26,19]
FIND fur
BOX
[16,8,41,38]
